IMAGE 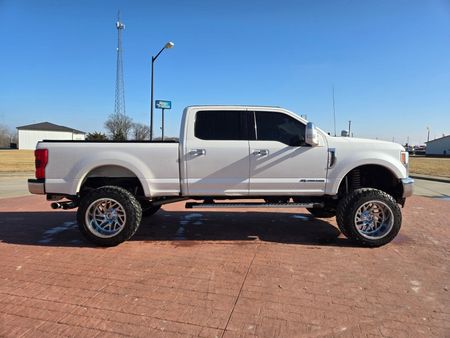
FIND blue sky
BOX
[0,0,449,145]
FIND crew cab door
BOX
[185,110,251,196]
[249,111,328,195]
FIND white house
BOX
[17,122,86,150]
[425,135,450,156]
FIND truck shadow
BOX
[0,209,359,247]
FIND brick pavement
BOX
[0,195,449,337]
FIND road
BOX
[1,173,449,199]
[0,172,34,199]
[413,178,450,199]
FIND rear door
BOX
[185,110,251,196]
[249,111,328,195]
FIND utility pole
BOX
[426,127,430,142]
[114,11,126,116]
[348,120,351,137]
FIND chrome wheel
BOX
[85,198,127,238]
[354,200,394,240]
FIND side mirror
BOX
[305,122,319,146]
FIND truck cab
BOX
[180,106,328,196]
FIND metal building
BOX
[17,122,86,150]
[425,135,450,156]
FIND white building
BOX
[17,122,86,150]
[425,135,450,156]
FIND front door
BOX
[249,111,328,196]
[185,110,251,196]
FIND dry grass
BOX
[0,150,35,172]
[409,156,450,178]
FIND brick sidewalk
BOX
[0,195,449,337]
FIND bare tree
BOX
[104,113,133,141]
[132,123,150,140]
[0,124,15,148]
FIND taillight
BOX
[35,149,48,179]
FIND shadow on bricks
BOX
[0,208,367,248]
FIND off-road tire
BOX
[77,186,142,246]
[336,188,401,247]
[140,200,161,217]
[306,208,336,218]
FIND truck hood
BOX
[327,136,405,152]
[323,135,408,181]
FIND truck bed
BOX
[38,141,180,197]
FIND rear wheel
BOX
[336,188,401,247]
[77,186,142,246]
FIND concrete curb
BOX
[0,172,34,178]
[410,174,450,184]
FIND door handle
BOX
[253,149,269,156]
[190,149,206,156]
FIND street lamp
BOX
[150,41,174,140]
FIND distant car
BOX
[28,105,414,247]
[413,145,426,155]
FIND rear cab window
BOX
[194,110,251,140]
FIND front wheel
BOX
[77,186,142,246]
[336,188,402,247]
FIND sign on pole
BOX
[155,100,171,109]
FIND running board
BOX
[185,202,324,209]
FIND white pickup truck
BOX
[28,105,413,247]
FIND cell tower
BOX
[114,11,126,115]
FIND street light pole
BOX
[161,108,165,141]
[150,41,174,140]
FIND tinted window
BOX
[255,111,306,146]
[195,110,248,140]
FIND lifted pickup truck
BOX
[29,105,413,247]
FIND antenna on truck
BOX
[332,85,337,137]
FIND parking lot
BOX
[0,188,449,337]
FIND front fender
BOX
[326,153,407,195]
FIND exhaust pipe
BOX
[51,202,62,209]
[51,201,77,210]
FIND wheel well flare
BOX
[338,165,403,202]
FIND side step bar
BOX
[185,202,324,209]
